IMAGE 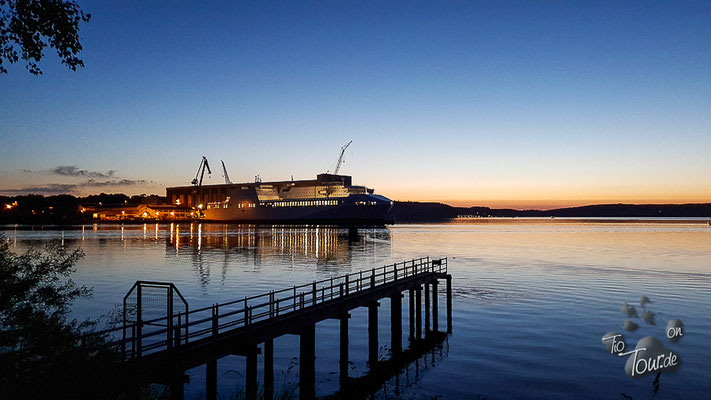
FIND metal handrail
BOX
[78,257,446,360]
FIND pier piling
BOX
[246,347,258,400]
[391,294,402,355]
[206,360,217,400]
[368,301,379,366]
[339,313,349,386]
[408,288,415,340]
[446,275,452,333]
[416,285,422,339]
[424,283,430,334]
[432,280,439,332]
[299,325,316,400]
[169,372,186,400]
[264,339,274,400]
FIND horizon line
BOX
[2,191,710,212]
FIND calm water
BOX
[3,220,711,399]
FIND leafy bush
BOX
[0,238,122,399]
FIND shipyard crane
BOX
[191,156,212,186]
[221,160,232,184]
[328,140,352,175]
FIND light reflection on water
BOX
[2,219,711,399]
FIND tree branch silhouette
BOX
[0,0,90,75]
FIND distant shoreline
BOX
[448,216,711,224]
[1,193,710,224]
[390,201,711,222]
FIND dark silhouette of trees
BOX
[0,0,91,75]
[0,239,123,399]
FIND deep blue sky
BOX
[1,1,709,208]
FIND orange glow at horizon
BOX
[381,185,711,210]
[434,199,711,210]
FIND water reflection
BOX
[165,224,389,262]
[1,223,393,292]
[162,224,391,287]
[332,333,451,400]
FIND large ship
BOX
[165,150,393,223]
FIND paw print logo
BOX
[601,296,684,382]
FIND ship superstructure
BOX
[166,173,393,223]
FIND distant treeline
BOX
[390,201,711,221]
[1,194,710,224]
[0,193,163,224]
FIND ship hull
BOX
[203,194,393,224]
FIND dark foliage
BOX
[0,239,88,351]
[0,239,123,399]
[0,0,90,75]
[82,192,131,205]
[0,193,166,224]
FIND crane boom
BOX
[191,156,212,186]
[221,160,232,184]
[332,140,352,175]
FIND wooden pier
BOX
[117,257,451,399]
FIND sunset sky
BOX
[1,1,710,210]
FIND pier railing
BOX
[114,257,447,359]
